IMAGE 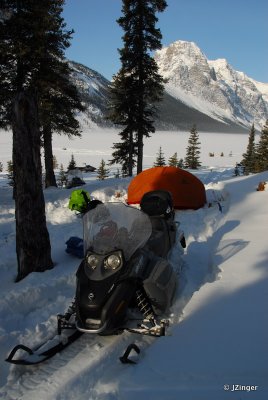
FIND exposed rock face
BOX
[69,61,112,129]
[154,40,268,130]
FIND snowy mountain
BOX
[155,40,268,131]
[69,61,112,129]
[68,41,268,133]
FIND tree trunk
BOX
[43,123,57,187]
[128,131,134,176]
[136,130,143,174]
[136,98,144,174]
[12,91,53,281]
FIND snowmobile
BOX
[6,190,185,365]
[73,190,180,335]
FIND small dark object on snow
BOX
[79,164,96,172]
[66,177,85,189]
[65,237,84,258]
[257,181,266,191]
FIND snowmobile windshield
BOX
[83,203,152,260]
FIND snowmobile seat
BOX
[141,191,176,257]
[140,190,174,219]
[145,216,176,257]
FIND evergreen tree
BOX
[53,155,59,170]
[178,158,184,168]
[109,0,167,175]
[168,152,179,167]
[255,120,268,172]
[67,154,76,171]
[241,124,256,173]
[40,60,84,188]
[7,160,14,186]
[36,1,84,187]
[0,1,84,188]
[121,164,129,178]
[97,159,109,180]
[114,168,120,179]
[58,163,67,186]
[0,1,83,276]
[0,1,63,279]
[109,125,138,177]
[0,161,3,172]
[184,124,201,169]
[154,146,166,166]
[13,91,53,280]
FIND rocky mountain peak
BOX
[155,40,268,130]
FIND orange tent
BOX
[127,166,206,210]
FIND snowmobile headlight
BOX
[104,252,122,270]
[87,254,99,270]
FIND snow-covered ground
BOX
[0,129,267,399]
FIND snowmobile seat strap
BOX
[5,344,34,364]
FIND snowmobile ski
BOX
[119,343,141,364]
[5,329,83,366]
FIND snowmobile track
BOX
[1,329,153,400]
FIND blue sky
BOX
[63,0,268,83]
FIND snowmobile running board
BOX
[5,330,83,366]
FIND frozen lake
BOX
[0,128,252,172]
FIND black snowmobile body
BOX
[6,190,183,365]
[75,190,179,335]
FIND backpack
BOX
[140,190,174,218]
[68,189,91,213]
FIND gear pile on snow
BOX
[68,189,91,213]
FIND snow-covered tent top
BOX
[127,166,206,210]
